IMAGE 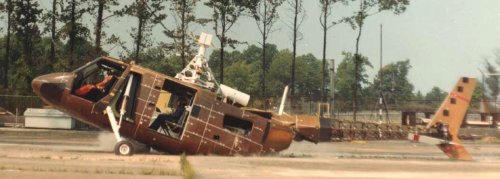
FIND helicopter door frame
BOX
[106,73,136,142]
[148,78,197,140]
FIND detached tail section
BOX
[410,77,476,160]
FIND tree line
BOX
[3,0,482,114]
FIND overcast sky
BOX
[36,0,500,93]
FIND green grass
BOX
[140,168,154,175]
[95,168,103,174]
[78,169,90,174]
[39,156,51,159]
[118,168,133,175]
[140,167,179,176]
[180,153,196,179]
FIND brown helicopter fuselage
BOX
[32,57,296,155]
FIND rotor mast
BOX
[175,32,218,90]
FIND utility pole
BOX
[378,24,383,122]
[376,24,390,123]
[330,59,335,117]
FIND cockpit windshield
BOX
[71,58,125,102]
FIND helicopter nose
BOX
[32,73,71,106]
[31,76,45,96]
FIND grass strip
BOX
[180,153,196,179]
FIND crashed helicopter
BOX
[32,33,325,156]
[32,33,476,160]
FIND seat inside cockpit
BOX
[149,79,196,139]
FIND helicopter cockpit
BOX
[71,58,126,102]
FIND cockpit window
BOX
[72,58,125,102]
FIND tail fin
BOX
[426,77,477,160]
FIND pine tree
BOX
[204,0,257,83]
[12,0,43,92]
[252,0,284,105]
[164,0,200,67]
[117,0,167,63]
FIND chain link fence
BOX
[0,95,44,114]
[0,93,488,127]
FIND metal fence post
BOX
[15,107,18,128]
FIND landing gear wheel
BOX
[115,140,135,156]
